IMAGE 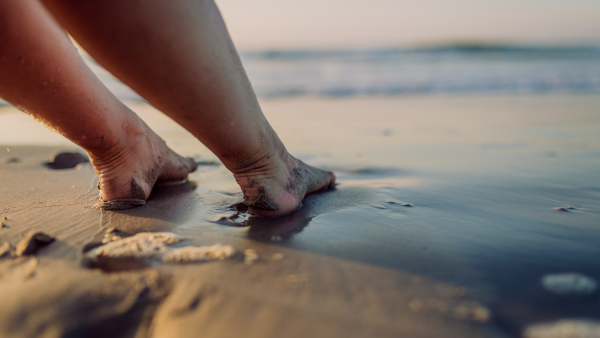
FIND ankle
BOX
[226,131,288,174]
[85,115,148,164]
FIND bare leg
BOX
[0,0,197,205]
[43,0,335,216]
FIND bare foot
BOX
[88,118,197,209]
[232,147,335,217]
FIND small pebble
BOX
[15,232,55,256]
[542,273,597,297]
[4,157,19,164]
[1,222,5,228]
[386,200,412,207]
[45,152,89,169]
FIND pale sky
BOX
[216,0,600,50]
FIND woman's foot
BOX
[232,147,335,217]
[87,118,197,208]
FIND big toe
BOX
[305,166,336,194]
[326,171,336,187]
[161,153,197,181]
[183,157,198,173]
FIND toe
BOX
[327,171,336,187]
[185,157,198,173]
[305,167,336,194]
[160,153,197,181]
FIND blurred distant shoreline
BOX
[1,42,599,108]
[241,41,600,55]
[239,42,600,98]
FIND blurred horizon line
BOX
[237,40,600,53]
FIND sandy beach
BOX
[1,94,599,337]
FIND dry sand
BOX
[1,95,599,337]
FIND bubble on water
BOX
[542,273,597,297]
[523,320,600,338]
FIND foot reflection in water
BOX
[211,185,361,243]
[214,193,322,243]
[210,185,378,245]
[246,207,314,243]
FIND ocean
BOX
[92,43,600,102]
[1,44,599,108]
[242,44,600,98]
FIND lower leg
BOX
[44,0,334,216]
[0,0,196,203]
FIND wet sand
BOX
[1,95,600,337]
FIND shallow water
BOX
[1,95,599,337]
[152,96,600,335]
[131,131,596,335]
